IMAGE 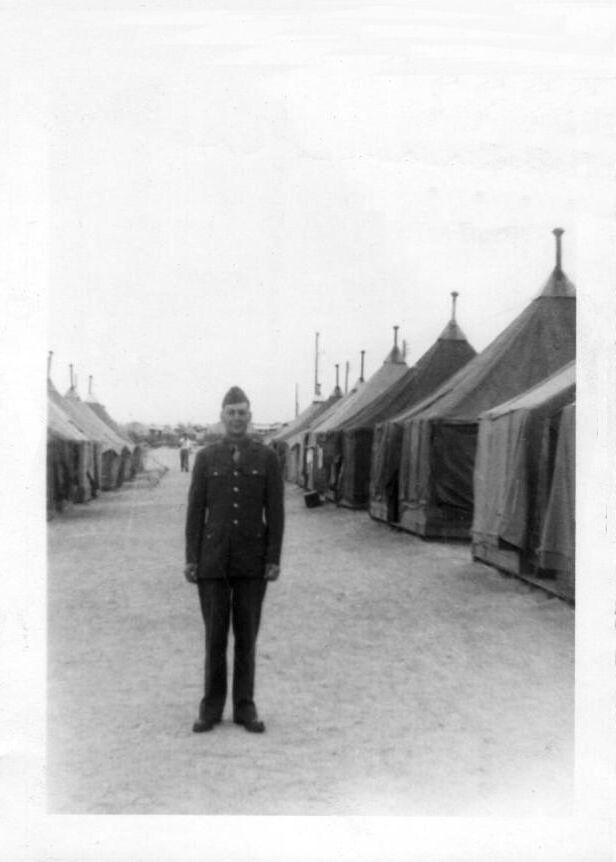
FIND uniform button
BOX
[233,503,239,508]
[233,486,239,493]
[233,471,239,477]
[233,519,238,525]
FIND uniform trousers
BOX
[197,577,267,723]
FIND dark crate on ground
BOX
[304,490,323,508]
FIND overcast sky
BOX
[34,2,615,425]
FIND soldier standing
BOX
[184,386,284,733]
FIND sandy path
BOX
[47,446,574,815]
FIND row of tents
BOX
[270,229,576,601]
[47,364,146,517]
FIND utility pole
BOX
[314,331,321,398]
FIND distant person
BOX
[184,386,284,734]
[179,435,191,472]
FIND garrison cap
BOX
[222,386,250,407]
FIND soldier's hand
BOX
[184,563,198,584]
[264,564,280,582]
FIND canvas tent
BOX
[392,230,576,539]
[271,388,342,484]
[318,326,409,505]
[306,332,416,499]
[537,402,575,596]
[337,299,476,510]
[472,361,575,600]
[48,379,103,500]
[85,378,144,478]
[50,374,129,492]
[298,381,365,491]
[64,387,128,490]
[47,396,91,514]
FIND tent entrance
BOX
[399,420,478,539]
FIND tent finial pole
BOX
[451,291,459,323]
[47,350,53,379]
[553,227,564,272]
[393,325,399,349]
[69,363,74,389]
[360,350,365,383]
[89,375,93,396]
[345,361,350,394]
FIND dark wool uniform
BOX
[185,436,284,724]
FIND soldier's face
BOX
[221,401,251,439]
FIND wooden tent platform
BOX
[472,540,574,603]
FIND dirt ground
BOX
[47,446,574,816]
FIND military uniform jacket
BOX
[185,437,284,580]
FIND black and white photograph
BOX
[3,1,615,860]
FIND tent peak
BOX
[438,293,469,341]
[86,374,101,404]
[438,290,467,341]
[332,364,343,397]
[65,364,81,400]
[349,376,364,393]
[384,344,406,363]
[438,319,469,341]
[539,228,576,297]
[539,267,576,298]
[384,326,406,365]
[61,364,79,398]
